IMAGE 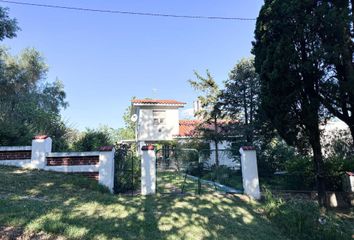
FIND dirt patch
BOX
[0,226,64,240]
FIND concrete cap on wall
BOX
[99,146,114,151]
[33,135,49,140]
[141,145,155,151]
[240,146,256,151]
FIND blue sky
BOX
[1,0,264,130]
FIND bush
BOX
[284,156,316,190]
[263,190,352,240]
[257,139,297,177]
[72,128,112,151]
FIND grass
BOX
[199,168,244,191]
[0,165,289,240]
[156,171,215,194]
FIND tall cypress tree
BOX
[253,0,328,206]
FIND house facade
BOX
[131,99,239,168]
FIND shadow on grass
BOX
[0,165,286,239]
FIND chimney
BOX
[193,99,203,119]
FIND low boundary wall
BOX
[0,136,115,192]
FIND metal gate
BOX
[155,148,243,195]
[155,148,202,194]
[114,147,141,195]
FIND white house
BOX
[131,99,185,147]
[131,99,239,168]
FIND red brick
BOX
[0,151,31,160]
[46,156,99,166]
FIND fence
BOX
[0,136,115,192]
[114,148,141,195]
[140,145,260,199]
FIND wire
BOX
[0,0,257,21]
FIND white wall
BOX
[0,146,33,168]
[137,106,180,141]
[206,141,240,169]
[0,139,115,193]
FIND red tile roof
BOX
[131,99,186,105]
[178,120,202,137]
[177,119,239,137]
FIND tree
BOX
[314,1,354,142]
[0,48,69,148]
[220,58,260,144]
[0,8,70,149]
[0,7,19,41]
[189,70,223,166]
[253,0,328,206]
[117,102,135,141]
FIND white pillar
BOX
[98,146,115,193]
[141,145,156,195]
[240,146,261,200]
[31,135,52,169]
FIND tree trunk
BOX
[309,125,327,207]
[214,116,219,167]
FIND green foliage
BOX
[314,2,354,140]
[0,8,70,150]
[284,156,316,190]
[117,102,135,140]
[0,47,69,148]
[253,0,330,205]
[188,70,220,121]
[176,139,210,158]
[253,0,326,147]
[189,70,224,166]
[220,57,260,144]
[323,128,353,159]
[72,128,112,151]
[257,138,297,176]
[0,7,19,40]
[263,190,352,240]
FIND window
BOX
[153,110,166,125]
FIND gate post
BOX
[141,145,156,195]
[98,146,115,193]
[31,135,52,169]
[240,146,261,200]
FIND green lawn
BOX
[0,165,290,239]
[156,171,215,194]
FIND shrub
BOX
[257,139,297,177]
[284,156,316,190]
[263,190,352,240]
[72,128,113,151]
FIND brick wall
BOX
[46,156,99,166]
[0,151,31,160]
